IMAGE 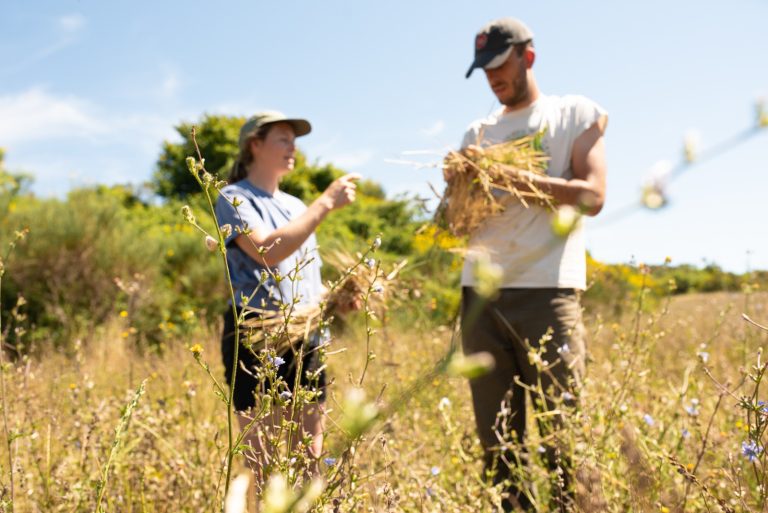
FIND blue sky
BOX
[2,0,767,272]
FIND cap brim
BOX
[465,48,507,78]
[283,119,312,137]
[239,116,313,150]
[259,117,312,137]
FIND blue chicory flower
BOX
[742,440,763,462]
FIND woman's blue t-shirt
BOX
[215,180,323,310]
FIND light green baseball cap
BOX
[238,110,312,150]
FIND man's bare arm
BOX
[507,117,608,216]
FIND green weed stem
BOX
[94,379,146,512]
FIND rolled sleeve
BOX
[569,95,608,135]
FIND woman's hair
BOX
[227,123,274,184]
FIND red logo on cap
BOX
[475,34,488,50]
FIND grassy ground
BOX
[1,290,767,512]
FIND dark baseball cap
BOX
[465,17,534,78]
[238,111,312,150]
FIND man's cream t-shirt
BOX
[459,94,607,290]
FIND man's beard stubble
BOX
[501,63,530,109]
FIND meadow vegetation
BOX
[1,119,767,511]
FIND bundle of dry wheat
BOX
[322,250,405,317]
[241,252,407,355]
[436,131,552,237]
[240,304,323,356]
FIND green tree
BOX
[0,149,34,225]
[154,114,244,198]
[0,148,34,201]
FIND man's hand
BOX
[463,144,484,159]
[442,151,460,182]
[443,145,484,182]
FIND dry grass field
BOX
[1,290,767,512]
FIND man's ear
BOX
[525,48,536,68]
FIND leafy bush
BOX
[0,183,224,347]
[154,114,243,199]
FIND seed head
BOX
[473,253,503,300]
[551,205,580,237]
[683,131,700,163]
[185,157,197,175]
[447,352,495,379]
[181,205,196,224]
[340,388,379,439]
[756,98,768,128]
[641,184,666,210]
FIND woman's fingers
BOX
[342,173,362,183]
[322,174,359,210]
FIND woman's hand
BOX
[320,173,361,210]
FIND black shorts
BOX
[221,306,327,411]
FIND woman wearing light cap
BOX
[215,111,359,479]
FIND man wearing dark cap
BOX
[455,17,607,512]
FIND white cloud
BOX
[0,87,186,198]
[0,88,106,145]
[0,87,183,149]
[58,13,87,33]
[421,120,445,137]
